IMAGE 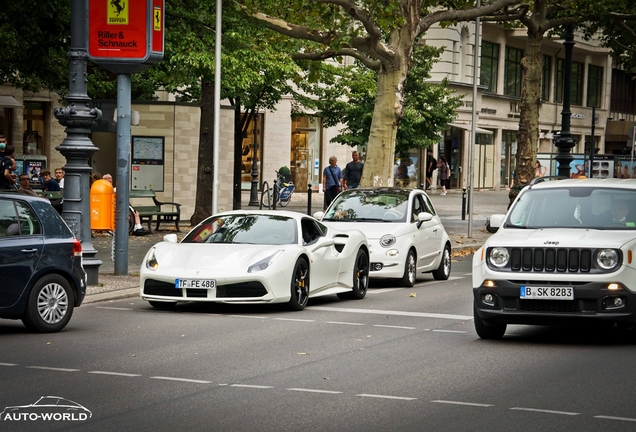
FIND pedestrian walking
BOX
[437,156,450,195]
[343,150,363,189]
[323,156,343,209]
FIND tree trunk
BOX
[361,66,409,187]
[509,27,543,205]
[190,78,215,226]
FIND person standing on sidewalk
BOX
[425,150,437,190]
[323,156,343,209]
[343,150,363,189]
[0,145,17,190]
[437,156,450,195]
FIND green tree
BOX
[483,0,636,204]
[237,0,523,187]
[295,45,461,156]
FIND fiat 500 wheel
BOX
[432,245,451,280]
[22,275,74,333]
[399,250,417,287]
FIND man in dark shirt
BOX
[343,150,364,189]
[41,170,61,191]
[0,144,16,190]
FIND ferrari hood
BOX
[151,243,285,270]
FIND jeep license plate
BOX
[520,286,573,300]
[176,279,216,289]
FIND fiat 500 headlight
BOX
[596,248,619,270]
[489,247,509,268]
[380,234,396,248]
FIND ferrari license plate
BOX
[520,286,573,300]
[176,279,216,289]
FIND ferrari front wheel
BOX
[288,258,309,311]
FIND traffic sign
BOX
[88,0,164,74]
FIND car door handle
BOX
[433,228,438,233]
[21,249,38,254]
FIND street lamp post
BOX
[553,24,578,178]
[54,0,102,285]
[249,114,260,206]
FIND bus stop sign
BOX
[88,0,164,74]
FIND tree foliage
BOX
[237,0,524,187]
[294,45,462,156]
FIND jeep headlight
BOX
[489,247,509,268]
[596,249,619,270]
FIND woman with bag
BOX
[323,155,343,209]
[437,156,450,195]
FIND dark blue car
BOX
[0,193,86,332]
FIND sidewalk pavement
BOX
[85,187,511,304]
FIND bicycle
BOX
[260,170,295,209]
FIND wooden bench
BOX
[129,189,182,233]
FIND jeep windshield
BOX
[505,187,636,230]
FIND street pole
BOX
[54,0,102,285]
[588,106,595,178]
[468,0,481,238]
[554,24,578,177]
[114,74,132,275]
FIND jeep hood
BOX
[487,228,634,249]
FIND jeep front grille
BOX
[509,248,592,273]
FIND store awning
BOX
[0,95,22,108]
[449,122,493,135]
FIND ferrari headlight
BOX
[596,249,619,270]
[489,247,509,268]
[146,248,158,270]
[380,234,396,248]
[248,250,284,273]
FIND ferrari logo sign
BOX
[153,7,161,31]
[107,0,129,24]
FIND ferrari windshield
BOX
[506,187,636,229]
[184,214,298,245]
[323,190,409,222]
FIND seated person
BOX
[601,200,630,225]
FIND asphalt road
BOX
[2,256,636,431]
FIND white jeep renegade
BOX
[473,178,636,339]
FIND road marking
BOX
[0,363,18,366]
[510,407,579,416]
[413,276,463,287]
[432,400,493,407]
[357,394,417,401]
[368,288,403,294]
[594,415,636,422]
[150,376,212,384]
[326,321,365,326]
[88,371,142,377]
[227,315,269,319]
[230,384,274,389]
[373,325,416,330]
[96,306,134,311]
[288,388,343,394]
[432,330,467,334]
[310,306,472,321]
[274,318,315,322]
[27,366,79,372]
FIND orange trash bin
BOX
[90,179,115,230]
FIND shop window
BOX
[241,113,262,189]
[291,116,321,191]
[23,102,46,156]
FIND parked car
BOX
[140,210,369,310]
[473,178,636,339]
[314,187,452,286]
[0,193,86,332]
